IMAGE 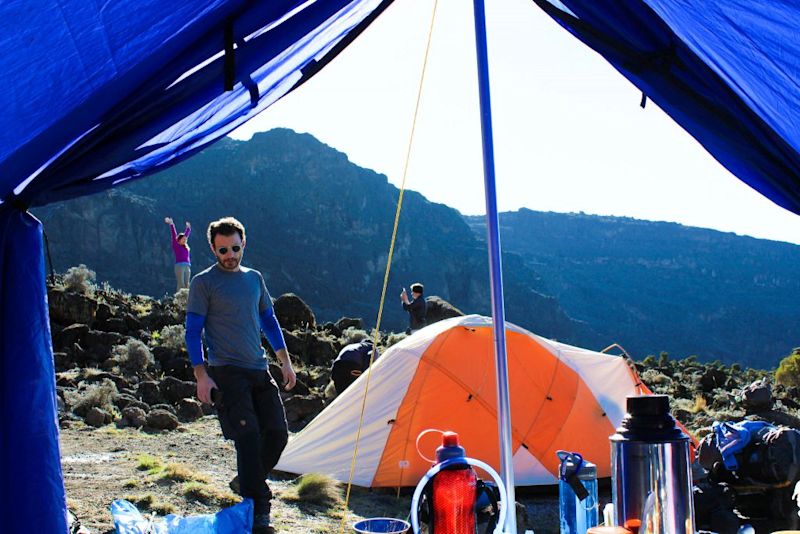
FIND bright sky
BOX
[232,0,800,245]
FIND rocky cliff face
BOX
[34,128,800,365]
[34,129,583,340]
[467,210,800,367]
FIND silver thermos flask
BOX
[610,394,695,534]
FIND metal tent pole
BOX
[472,1,517,532]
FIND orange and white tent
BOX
[276,315,645,487]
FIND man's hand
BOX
[193,365,218,404]
[185,221,191,228]
[274,349,296,390]
[400,289,409,304]
[164,216,173,225]
[281,360,297,391]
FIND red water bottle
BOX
[432,431,477,534]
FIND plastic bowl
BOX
[352,517,411,534]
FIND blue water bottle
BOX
[557,450,598,534]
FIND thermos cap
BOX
[613,394,687,442]
[626,394,670,416]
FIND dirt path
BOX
[61,417,560,533]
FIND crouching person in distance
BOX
[185,216,296,534]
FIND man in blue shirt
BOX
[185,217,295,534]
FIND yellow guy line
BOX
[338,0,440,531]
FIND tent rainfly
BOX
[276,315,646,487]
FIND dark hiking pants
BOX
[208,365,288,516]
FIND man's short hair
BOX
[207,217,246,246]
[410,283,424,295]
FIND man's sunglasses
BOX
[216,245,241,255]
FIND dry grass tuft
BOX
[123,493,156,509]
[136,454,164,474]
[690,394,708,413]
[281,473,343,509]
[150,501,177,516]
[160,463,210,484]
[68,379,118,417]
[181,482,239,507]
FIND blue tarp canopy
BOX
[538,0,800,214]
[2,0,800,531]
[0,1,393,531]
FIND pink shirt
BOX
[170,224,191,264]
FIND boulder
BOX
[81,330,125,361]
[177,398,204,422]
[121,406,148,428]
[123,313,143,331]
[283,395,324,424]
[160,376,196,405]
[273,293,315,330]
[48,288,98,326]
[150,403,176,415]
[113,393,150,412]
[146,409,179,430]
[151,346,177,366]
[281,330,337,367]
[322,322,341,338]
[137,380,164,406]
[97,317,128,334]
[53,352,73,370]
[53,323,90,351]
[699,368,727,392]
[85,407,112,427]
[334,317,363,332]
[83,371,130,391]
[424,296,464,325]
[96,302,113,322]
[162,357,193,381]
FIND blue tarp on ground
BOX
[111,498,253,533]
[2,1,800,532]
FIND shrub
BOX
[68,379,118,417]
[658,352,670,366]
[341,327,369,345]
[776,349,800,388]
[641,355,656,366]
[113,339,154,373]
[172,288,189,310]
[157,324,185,351]
[63,264,96,294]
[641,369,670,386]
[384,332,407,348]
[684,355,698,364]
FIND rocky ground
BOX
[51,267,800,532]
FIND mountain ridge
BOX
[33,128,799,367]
